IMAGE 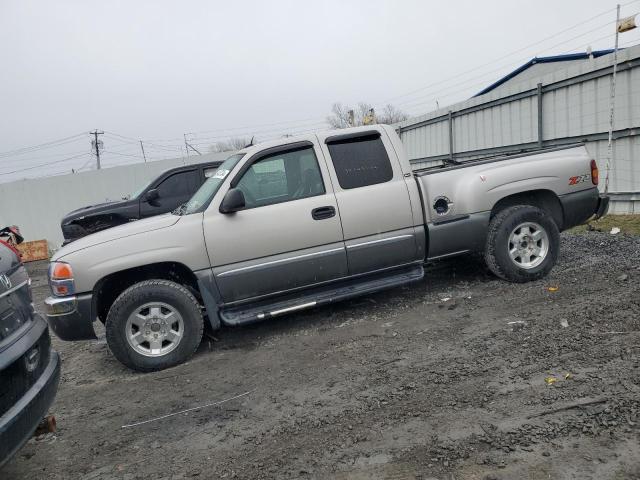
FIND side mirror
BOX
[145,188,160,203]
[219,188,245,213]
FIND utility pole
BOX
[139,140,147,163]
[90,130,104,170]
[183,133,202,155]
[184,133,190,157]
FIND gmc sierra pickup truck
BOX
[44,125,608,371]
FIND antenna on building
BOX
[604,5,637,194]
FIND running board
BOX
[220,264,424,326]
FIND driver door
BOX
[202,141,347,304]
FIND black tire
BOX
[105,280,204,372]
[484,205,560,283]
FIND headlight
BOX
[48,261,76,297]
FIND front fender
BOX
[56,214,209,292]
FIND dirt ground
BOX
[3,230,640,480]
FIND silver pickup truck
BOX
[45,125,608,371]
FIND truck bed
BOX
[411,143,599,260]
[412,143,586,176]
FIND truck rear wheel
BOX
[105,280,204,372]
[485,205,559,283]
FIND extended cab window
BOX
[235,146,325,209]
[327,134,393,189]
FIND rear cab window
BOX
[326,133,393,189]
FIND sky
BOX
[1,0,639,182]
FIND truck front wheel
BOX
[105,280,204,372]
[484,205,559,283]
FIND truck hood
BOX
[61,199,131,225]
[53,213,181,260]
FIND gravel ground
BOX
[3,231,640,480]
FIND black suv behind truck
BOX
[0,241,60,468]
[61,160,222,243]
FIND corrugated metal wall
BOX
[397,44,640,213]
[0,152,230,249]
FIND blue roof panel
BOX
[474,49,615,97]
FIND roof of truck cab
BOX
[237,125,391,156]
[160,159,223,176]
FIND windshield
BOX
[180,153,244,215]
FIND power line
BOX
[184,116,327,136]
[396,18,618,111]
[0,134,86,159]
[395,18,630,114]
[186,121,329,145]
[375,6,624,110]
[105,118,329,146]
[103,132,183,152]
[0,152,91,176]
[0,149,92,167]
[102,150,142,159]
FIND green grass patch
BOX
[569,214,640,235]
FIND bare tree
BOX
[377,104,409,125]
[326,103,353,129]
[326,102,408,129]
[208,137,252,153]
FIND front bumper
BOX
[0,344,60,468]
[45,293,97,341]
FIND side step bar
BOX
[220,264,424,326]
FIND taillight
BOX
[590,159,599,186]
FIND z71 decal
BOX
[568,174,589,185]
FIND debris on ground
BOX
[6,232,640,479]
[507,320,527,331]
[121,389,256,429]
[610,227,621,235]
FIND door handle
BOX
[311,206,336,220]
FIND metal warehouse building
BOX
[397,44,640,213]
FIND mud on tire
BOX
[105,280,204,372]
[484,205,560,283]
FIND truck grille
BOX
[0,329,51,417]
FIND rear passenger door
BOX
[318,129,418,276]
